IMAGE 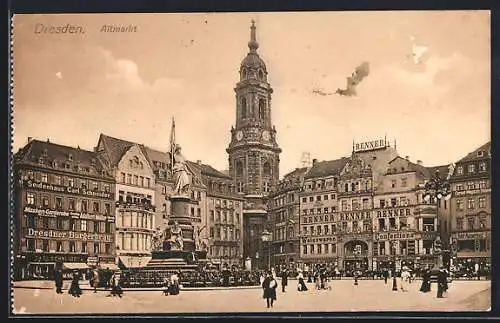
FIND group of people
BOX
[162,271,181,296]
[53,268,124,298]
[419,266,449,298]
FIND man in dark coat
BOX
[68,271,82,297]
[420,269,431,293]
[262,272,277,308]
[436,267,448,298]
[280,269,288,293]
[54,268,63,294]
[382,269,389,284]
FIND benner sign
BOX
[27,228,113,242]
[354,139,388,152]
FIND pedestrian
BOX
[297,270,308,292]
[54,268,63,294]
[162,277,170,296]
[400,267,410,292]
[262,271,277,308]
[68,271,82,298]
[280,269,288,293]
[353,270,359,286]
[383,268,389,284]
[92,268,100,293]
[419,268,431,293]
[170,272,180,295]
[437,266,449,298]
[109,271,123,298]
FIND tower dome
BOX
[240,20,267,81]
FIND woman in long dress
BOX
[420,269,431,293]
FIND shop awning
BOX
[63,262,89,270]
[118,256,151,268]
[98,263,119,271]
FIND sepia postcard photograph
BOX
[10,10,491,315]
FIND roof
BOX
[427,164,452,180]
[97,134,153,168]
[457,142,491,163]
[187,161,232,180]
[283,167,309,180]
[304,157,350,179]
[14,139,110,177]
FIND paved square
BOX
[12,280,490,314]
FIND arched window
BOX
[344,183,349,192]
[259,99,266,119]
[351,183,356,191]
[236,161,244,176]
[263,162,271,176]
[258,70,264,80]
[242,68,247,79]
[241,98,247,119]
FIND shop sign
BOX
[25,207,114,221]
[454,231,489,240]
[336,211,371,221]
[453,188,491,197]
[305,236,337,244]
[27,228,113,242]
[354,139,388,152]
[375,231,419,241]
[376,208,411,218]
[87,256,98,265]
[24,180,114,200]
[421,232,438,240]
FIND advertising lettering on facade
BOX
[453,188,491,197]
[24,180,114,200]
[376,208,411,218]
[353,139,388,153]
[335,211,371,222]
[24,206,114,222]
[27,228,113,242]
[375,231,420,241]
[454,231,489,240]
[305,236,337,244]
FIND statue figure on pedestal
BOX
[172,144,191,196]
[169,221,184,251]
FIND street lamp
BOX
[423,169,451,268]
[261,230,272,271]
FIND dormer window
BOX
[477,151,484,157]
[42,149,48,157]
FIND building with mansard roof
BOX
[13,138,116,280]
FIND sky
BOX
[12,11,490,178]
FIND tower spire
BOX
[248,20,259,52]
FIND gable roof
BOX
[98,134,154,168]
[304,157,350,179]
[457,141,491,163]
[187,161,232,180]
[283,167,309,180]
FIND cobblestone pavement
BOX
[12,280,490,315]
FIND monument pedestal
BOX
[166,195,195,252]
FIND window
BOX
[27,239,35,251]
[68,199,75,211]
[104,203,111,215]
[81,200,88,212]
[479,216,487,228]
[81,220,87,231]
[401,178,407,187]
[309,196,313,202]
[57,241,63,252]
[54,175,61,185]
[479,180,487,189]
[391,180,396,188]
[26,193,35,205]
[69,241,76,252]
[341,200,348,211]
[68,178,74,187]
[457,166,463,175]
[479,197,486,208]
[104,184,110,192]
[41,173,48,183]
[467,217,474,230]
[105,244,111,254]
[379,199,386,208]
[456,218,463,230]
[145,178,150,188]
[133,175,138,185]
[121,172,126,183]
[126,174,132,184]
[81,242,87,253]
[456,199,464,211]
[40,196,49,208]
[391,198,397,207]
[467,198,475,209]
[468,164,475,174]
[92,181,99,191]
[93,202,100,213]
[55,197,63,209]
[352,199,360,210]
[94,243,100,254]
[303,245,308,255]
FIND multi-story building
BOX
[189,162,244,268]
[95,135,156,268]
[267,167,307,269]
[372,156,449,271]
[299,158,348,268]
[226,21,281,268]
[336,153,374,272]
[447,142,491,273]
[13,138,116,280]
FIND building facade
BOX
[96,135,156,268]
[13,139,116,280]
[190,162,244,268]
[447,142,491,274]
[267,167,307,269]
[226,21,281,268]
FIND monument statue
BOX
[172,144,191,196]
[169,221,184,251]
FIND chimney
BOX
[312,159,318,165]
[196,160,202,165]
[417,160,423,165]
[405,156,409,160]
[46,138,50,143]
[27,137,33,144]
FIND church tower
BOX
[226,21,281,269]
[227,20,281,197]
